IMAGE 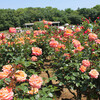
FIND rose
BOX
[89,69,99,79]
[14,70,27,82]
[82,60,90,67]
[32,47,42,56]
[29,75,43,89]
[0,87,13,100]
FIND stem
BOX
[76,88,82,100]
[68,88,77,99]
[46,70,52,85]
[87,94,91,100]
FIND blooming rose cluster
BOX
[0,64,43,96]
[63,29,73,37]
[79,60,99,79]
[72,39,84,53]
[88,33,100,44]
[43,20,52,25]
[34,30,46,36]
[49,38,66,51]
[79,60,90,73]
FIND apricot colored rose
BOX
[29,75,43,89]
[48,21,52,25]
[14,70,27,82]
[87,28,91,32]
[26,30,31,35]
[88,33,97,41]
[44,25,49,29]
[0,87,13,100]
[3,65,13,74]
[43,20,48,24]
[65,29,73,33]
[79,65,87,73]
[32,47,42,56]
[89,69,99,79]
[72,39,81,47]
[75,27,81,32]
[0,72,8,79]
[95,39,100,44]
[49,40,59,48]
[9,27,16,33]
[82,60,90,67]
[76,45,84,51]
[29,39,36,44]
[31,56,37,61]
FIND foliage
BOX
[0,17,100,100]
[0,5,100,31]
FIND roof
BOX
[24,23,34,26]
[52,21,60,24]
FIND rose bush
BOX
[0,19,99,100]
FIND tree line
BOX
[0,5,100,31]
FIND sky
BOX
[0,0,100,10]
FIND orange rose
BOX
[75,27,81,32]
[44,25,49,29]
[26,30,31,35]
[79,65,87,73]
[76,45,84,51]
[32,47,42,56]
[88,33,97,41]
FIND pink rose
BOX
[82,60,90,67]
[32,47,42,56]
[89,69,99,79]
[29,75,43,89]
[0,87,13,100]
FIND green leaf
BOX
[0,79,4,86]
[5,78,11,83]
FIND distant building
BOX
[24,23,34,28]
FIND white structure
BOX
[58,26,65,30]
[24,23,34,28]
[52,21,60,26]
[16,27,22,33]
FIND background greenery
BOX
[0,5,100,31]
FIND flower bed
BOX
[0,18,100,100]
